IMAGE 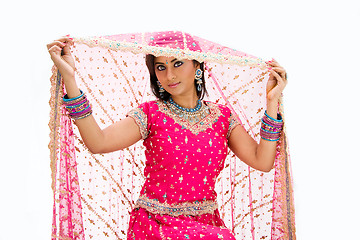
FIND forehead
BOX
[154,56,188,64]
[154,56,173,62]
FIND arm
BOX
[228,102,279,172]
[228,59,287,172]
[47,36,142,154]
[74,116,142,154]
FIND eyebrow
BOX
[154,58,178,65]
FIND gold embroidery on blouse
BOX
[227,112,240,138]
[156,101,222,135]
[126,108,148,139]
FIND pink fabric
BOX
[49,71,84,239]
[131,101,231,204]
[147,31,202,52]
[49,31,295,240]
[128,208,235,239]
[125,100,236,239]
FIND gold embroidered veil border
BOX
[49,31,295,240]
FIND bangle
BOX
[63,90,92,120]
[63,90,84,102]
[260,111,283,141]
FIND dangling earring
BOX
[157,81,165,98]
[195,69,203,92]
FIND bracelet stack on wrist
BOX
[63,90,92,120]
[260,111,283,141]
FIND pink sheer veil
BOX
[49,31,295,239]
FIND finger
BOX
[48,45,62,57]
[47,40,74,58]
[48,46,64,62]
[268,64,287,80]
[267,60,281,67]
[48,44,62,53]
[267,59,285,71]
[271,66,285,73]
[48,46,74,73]
[270,58,280,64]
[271,66,287,79]
[61,42,73,56]
[57,36,74,43]
[47,37,73,49]
[47,40,67,50]
[269,69,285,87]
[58,36,74,54]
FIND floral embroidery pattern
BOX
[156,101,222,135]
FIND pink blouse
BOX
[128,100,239,215]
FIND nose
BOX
[166,68,176,81]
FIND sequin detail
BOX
[165,99,210,124]
[75,34,268,68]
[135,195,218,217]
[227,112,240,138]
[127,108,149,139]
[157,101,221,135]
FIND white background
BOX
[1,0,359,239]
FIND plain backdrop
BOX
[0,0,359,239]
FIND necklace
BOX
[165,97,210,123]
[168,97,202,112]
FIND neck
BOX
[170,93,199,109]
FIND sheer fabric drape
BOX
[49,31,295,240]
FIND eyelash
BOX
[156,61,183,71]
[174,61,183,67]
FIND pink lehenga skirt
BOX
[127,207,236,240]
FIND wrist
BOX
[266,99,279,118]
[63,80,81,99]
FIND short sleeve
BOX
[126,103,150,140]
[227,111,240,139]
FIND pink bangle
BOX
[63,90,92,120]
[260,111,283,141]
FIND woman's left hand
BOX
[266,59,288,104]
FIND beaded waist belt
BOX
[135,195,218,217]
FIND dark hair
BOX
[145,54,207,101]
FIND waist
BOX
[135,195,218,217]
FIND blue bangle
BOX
[63,90,84,102]
[261,136,280,142]
[264,110,283,122]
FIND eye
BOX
[174,61,183,67]
[156,65,166,71]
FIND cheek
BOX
[155,71,165,81]
[186,69,196,81]
[180,65,195,79]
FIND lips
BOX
[168,82,180,88]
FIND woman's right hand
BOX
[47,36,75,80]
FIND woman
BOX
[47,33,287,239]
